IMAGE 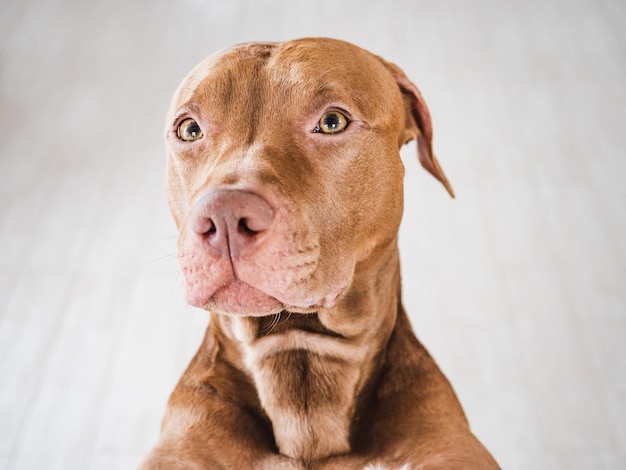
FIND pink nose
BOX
[190,190,274,256]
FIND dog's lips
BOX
[206,280,285,316]
[186,277,339,317]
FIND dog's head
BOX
[165,38,452,316]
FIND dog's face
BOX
[165,38,449,316]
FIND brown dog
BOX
[140,38,499,469]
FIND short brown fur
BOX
[140,38,499,470]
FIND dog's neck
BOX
[212,247,401,462]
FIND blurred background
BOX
[1,0,624,468]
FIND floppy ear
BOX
[381,59,455,198]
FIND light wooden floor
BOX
[1,0,624,468]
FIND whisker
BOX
[130,253,177,267]
[261,311,281,335]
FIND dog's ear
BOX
[380,59,455,198]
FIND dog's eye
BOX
[177,118,203,141]
[314,111,349,134]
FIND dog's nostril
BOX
[238,218,257,235]
[208,220,217,234]
[200,218,217,236]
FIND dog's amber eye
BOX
[177,118,203,141]
[315,111,349,134]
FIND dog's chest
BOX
[249,346,360,461]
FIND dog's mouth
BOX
[196,279,326,317]
[185,268,347,317]
[203,279,285,316]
